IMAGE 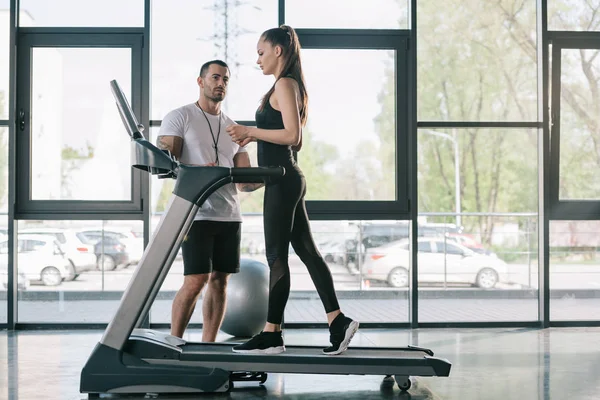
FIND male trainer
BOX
[157,60,262,341]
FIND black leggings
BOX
[263,170,340,325]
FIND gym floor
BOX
[1,327,599,399]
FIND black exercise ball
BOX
[220,258,269,338]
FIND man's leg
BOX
[206,221,241,342]
[171,274,209,338]
[171,220,215,338]
[201,271,230,342]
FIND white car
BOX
[0,234,72,286]
[362,237,510,289]
[19,228,97,279]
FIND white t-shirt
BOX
[158,103,247,222]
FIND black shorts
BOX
[181,220,241,275]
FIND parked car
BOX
[19,228,97,280]
[0,234,72,286]
[78,227,143,266]
[344,222,463,268]
[361,237,510,289]
[77,233,130,271]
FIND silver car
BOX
[362,237,510,289]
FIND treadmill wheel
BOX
[395,375,411,391]
[381,375,395,389]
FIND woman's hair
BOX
[259,25,308,127]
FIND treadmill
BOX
[79,80,452,396]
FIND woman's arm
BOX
[227,78,301,146]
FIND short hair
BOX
[199,60,230,78]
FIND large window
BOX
[19,0,144,27]
[16,219,142,323]
[150,0,277,122]
[556,48,600,201]
[417,0,537,122]
[550,220,600,321]
[417,128,538,322]
[28,47,132,201]
[298,49,396,201]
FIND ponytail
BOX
[259,25,309,127]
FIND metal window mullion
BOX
[409,0,418,328]
[538,0,550,328]
[7,0,18,330]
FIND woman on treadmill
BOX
[226,25,359,355]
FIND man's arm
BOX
[233,152,264,192]
[157,136,183,161]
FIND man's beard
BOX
[206,89,225,102]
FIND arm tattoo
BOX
[239,183,264,192]
[157,136,171,151]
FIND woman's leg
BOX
[289,183,360,355]
[289,197,341,317]
[232,180,301,354]
[262,181,300,329]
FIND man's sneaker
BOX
[323,313,359,355]
[232,331,285,354]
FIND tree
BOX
[372,0,543,244]
[392,0,600,245]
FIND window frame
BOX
[295,29,411,220]
[549,33,600,219]
[15,28,146,220]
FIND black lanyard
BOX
[196,101,221,166]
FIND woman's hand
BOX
[227,125,251,142]
[236,137,253,147]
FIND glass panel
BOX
[19,0,143,27]
[417,0,537,121]
[417,128,538,321]
[151,0,277,121]
[299,49,396,201]
[418,128,538,215]
[16,219,142,323]
[285,0,408,29]
[416,215,538,322]
[550,220,600,321]
[549,1,600,31]
[558,48,600,200]
[0,4,9,120]
[150,218,408,325]
[30,48,132,200]
[0,214,5,324]
[0,127,6,324]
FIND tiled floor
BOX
[1,327,600,399]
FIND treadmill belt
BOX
[183,344,429,359]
